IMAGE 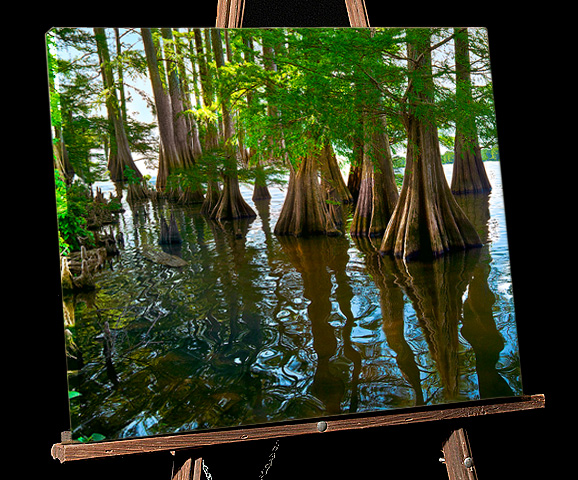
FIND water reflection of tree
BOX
[353,238,424,407]
[346,190,517,407]
[67,180,519,439]
[385,249,481,403]
[455,193,514,398]
[277,235,361,416]
[204,215,266,419]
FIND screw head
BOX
[317,421,328,432]
[463,457,474,468]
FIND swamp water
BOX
[64,162,522,441]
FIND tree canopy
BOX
[48,26,498,259]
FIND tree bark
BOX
[451,28,492,195]
[252,170,271,201]
[113,28,128,123]
[94,28,147,200]
[201,180,222,216]
[141,28,182,195]
[160,28,204,204]
[209,28,255,221]
[53,124,75,184]
[349,154,373,236]
[350,113,399,237]
[274,147,340,237]
[161,28,195,170]
[174,28,203,161]
[379,29,481,260]
[193,28,223,215]
[320,142,353,205]
[193,28,220,152]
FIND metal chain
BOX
[201,440,280,480]
[259,440,280,480]
[202,459,213,480]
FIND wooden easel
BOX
[51,3,546,479]
[53,395,545,479]
[215,0,370,28]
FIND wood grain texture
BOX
[172,457,193,480]
[216,1,370,28]
[193,458,202,480]
[345,0,370,27]
[216,0,245,27]
[51,394,544,463]
[442,428,478,480]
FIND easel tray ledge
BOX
[52,394,545,463]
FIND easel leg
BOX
[441,428,478,480]
[193,458,203,480]
[172,457,203,480]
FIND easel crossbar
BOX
[52,394,544,463]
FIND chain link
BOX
[259,440,280,480]
[201,440,280,480]
[202,459,213,480]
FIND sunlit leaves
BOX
[68,390,82,399]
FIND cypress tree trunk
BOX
[349,153,374,236]
[210,28,256,221]
[252,166,272,201]
[379,29,481,260]
[274,148,340,237]
[210,168,256,220]
[174,28,203,161]
[319,143,349,229]
[347,77,367,204]
[160,28,204,204]
[250,35,281,203]
[347,163,362,203]
[193,28,223,215]
[141,28,182,196]
[161,28,195,170]
[113,28,128,123]
[320,142,353,205]
[350,113,399,237]
[193,28,220,154]
[53,125,75,184]
[94,28,147,200]
[201,180,222,216]
[451,28,492,195]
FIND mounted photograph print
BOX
[47,26,522,443]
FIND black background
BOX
[18,1,563,478]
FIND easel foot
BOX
[441,428,478,480]
[172,457,202,480]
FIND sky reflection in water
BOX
[66,162,522,440]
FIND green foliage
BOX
[48,27,157,187]
[441,150,455,164]
[77,433,106,443]
[123,166,141,185]
[46,32,62,132]
[218,27,411,172]
[55,170,92,255]
[481,146,500,161]
[68,390,107,442]
[166,166,205,194]
[440,146,499,164]
[49,26,497,203]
